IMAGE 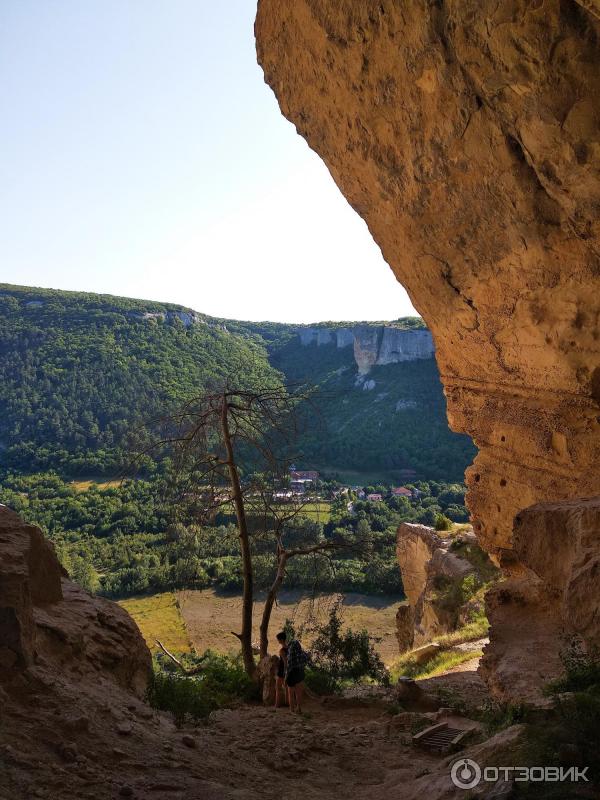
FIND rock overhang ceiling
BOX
[255,0,600,699]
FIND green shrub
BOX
[434,513,453,531]
[146,650,258,725]
[545,639,600,695]
[541,641,600,785]
[477,698,527,735]
[432,573,480,613]
[304,667,340,696]
[307,604,388,691]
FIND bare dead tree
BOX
[140,384,312,677]
[155,639,207,675]
[134,380,365,674]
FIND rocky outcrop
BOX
[256,0,600,698]
[0,505,64,669]
[480,496,600,701]
[0,506,151,694]
[395,523,493,651]
[354,326,434,374]
[298,324,434,374]
[395,602,415,653]
[126,309,201,327]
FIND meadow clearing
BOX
[70,478,123,492]
[119,592,192,654]
[121,588,401,663]
[120,589,400,664]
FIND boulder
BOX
[394,677,440,711]
[411,643,442,665]
[395,602,414,653]
[0,506,151,695]
[0,506,64,670]
[480,497,600,702]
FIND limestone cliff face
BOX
[395,523,491,651]
[378,327,433,365]
[256,0,600,698]
[299,324,434,373]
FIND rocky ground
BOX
[0,664,494,800]
[2,508,589,800]
[1,506,497,800]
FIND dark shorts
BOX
[285,667,305,687]
[277,663,285,679]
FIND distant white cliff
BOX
[298,325,435,374]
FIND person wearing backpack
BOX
[274,631,289,709]
[285,638,307,713]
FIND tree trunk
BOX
[259,551,287,658]
[221,395,255,678]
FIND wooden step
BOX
[412,722,472,754]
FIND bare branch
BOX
[155,640,205,675]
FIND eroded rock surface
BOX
[256,0,600,697]
[396,523,493,651]
[0,505,64,669]
[480,496,600,700]
[0,506,151,695]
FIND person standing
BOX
[274,631,288,709]
[285,637,306,713]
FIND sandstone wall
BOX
[395,523,488,651]
[0,506,151,695]
[256,0,600,698]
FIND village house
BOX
[273,490,293,501]
[367,493,383,502]
[289,469,320,484]
[392,486,413,498]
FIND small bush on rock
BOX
[434,513,453,531]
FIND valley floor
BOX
[180,589,401,664]
[121,589,402,664]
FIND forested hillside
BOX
[1,284,474,481]
[0,285,280,474]
[1,284,475,600]
[236,322,475,482]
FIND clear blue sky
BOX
[0,0,417,323]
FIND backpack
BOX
[289,639,311,668]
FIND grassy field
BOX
[219,500,331,523]
[177,588,401,664]
[296,501,331,522]
[70,478,123,492]
[119,592,192,654]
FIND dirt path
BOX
[1,660,489,800]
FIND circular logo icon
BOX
[451,758,482,790]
